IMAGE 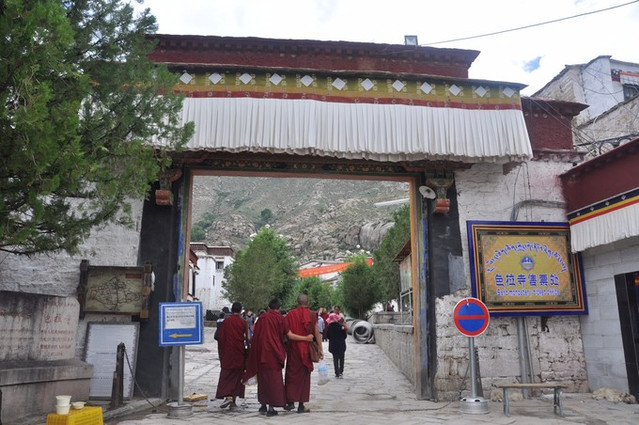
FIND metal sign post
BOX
[159,302,203,418]
[453,297,490,414]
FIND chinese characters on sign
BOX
[467,221,587,316]
[159,302,203,346]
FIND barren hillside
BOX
[191,176,409,262]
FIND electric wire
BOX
[124,345,163,409]
[581,67,639,126]
[526,96,596,148]
[422,1,639,46]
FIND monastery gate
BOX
[134,34,560,401]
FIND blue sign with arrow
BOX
[159,302,203,346]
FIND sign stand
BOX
[159,302,204,418]
[453,298,490,415]
[166,346,192,418]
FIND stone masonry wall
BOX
[373,324,415,385]
[0,199,145,359]
[434,161,589,400]
[0,199,144,297]
[579,235,639,393]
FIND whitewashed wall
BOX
[433,161,589,400]
[579,235,639,393]
[190,248,233,312]
[0,199,145,359]
[0,200,144,296]
[535,57,639,127]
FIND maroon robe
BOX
[285,306,314,403]
[215,314,248,399]
[243,309,289,407]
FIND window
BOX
[215,261,224,271]
[623,84,639,101]
[619,72,639,101]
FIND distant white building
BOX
[534,55,639,158]
[189,244,234,312]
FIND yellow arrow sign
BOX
[169,333,193,338]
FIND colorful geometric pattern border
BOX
[174,71,522,110]
[567,188,639,225]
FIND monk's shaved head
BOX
[297,293,309,306]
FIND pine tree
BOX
[0,0,193,255]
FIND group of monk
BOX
[214,294,324,417]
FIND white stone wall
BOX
[579,235,639,393]
[0,199,144,297]
[373,324,415,385]
[535,57,639,127]
[0,199,145,359]
[578,95,639,150]
[190,248,233,312]
[536,67,585,107]
[434,161,589,400]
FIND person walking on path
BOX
[319,307,329,341]
[317,309,325,343]
[243,298,313,417]
[284,294,324,413]
[244,309,255,340]
[214,301,250,409]
[326,312,347,378]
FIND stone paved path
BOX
[107,327,639,424]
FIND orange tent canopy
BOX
[298,258,373,278]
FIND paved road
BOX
[107,327,639,424]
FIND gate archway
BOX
[133,34,532,402]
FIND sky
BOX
[133,0,639,96]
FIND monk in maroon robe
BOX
[284,294,324,413]
[215,301,249,408]
[243,298,312,417]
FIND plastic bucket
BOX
[56,395,72,406]
[56,405,71,415]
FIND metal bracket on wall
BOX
[424,172,455,214]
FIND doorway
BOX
[614,271,639,400]
[187,173,411,315]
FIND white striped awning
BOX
[567,191,639,252]
[620,71,639,86]
[157,97,532,163]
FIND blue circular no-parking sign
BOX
[453,298,490,337]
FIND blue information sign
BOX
[453,297,490,337]
[159,302,203,346]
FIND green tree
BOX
[371,205,410,303]
[286,276,335,311]
[254,208,274,230]
[190,225,206,242]
[190,212,217,242]
[338,255,381,319]
[0,0,193,256]
[223,228,298,310]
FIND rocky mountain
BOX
[191,176,409,263]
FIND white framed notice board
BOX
[84,323,139,399]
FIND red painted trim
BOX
[569,196,639,225]
[560,138,639,212]
[148,34,482,79]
